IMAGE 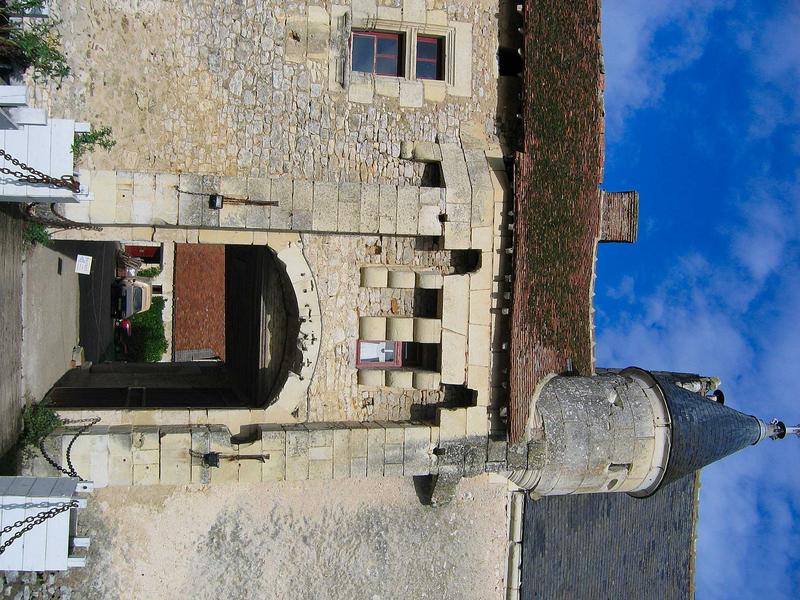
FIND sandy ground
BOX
[21,243,80,402]
[60,476,508,600]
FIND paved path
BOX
[20,242,80,402]
[70,240,115,363]
[21,240,116,401]
[0,206,23,456]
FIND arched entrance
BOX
[46,241,310,411]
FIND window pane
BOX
[359,341,396,363]
[377,35,399,56]
[417,39,439,61]
[416,60,438,80]
[133,287,144,312]
[352,35,375,73]
[376,56,401,76]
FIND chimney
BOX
[600,190,639,243]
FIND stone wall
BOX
[34,0,513,438]
[34,0,500,183]
[27,406,494,486]
[510,371,670,496]
[302,233,450,421]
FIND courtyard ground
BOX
[0,476,511,599]
[20,242,81,402]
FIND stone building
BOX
[33,0,531,482]
[10,0,797,597]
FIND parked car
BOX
[113,318,132,357]
[111,279,152,319]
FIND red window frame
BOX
[351,31,404,77]
[416,36,443,80]
[356,340,404,369]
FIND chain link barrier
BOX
[0,147,101,231]
[21,201,103,232]
[0,417,99,556]
[37,417,102,480]
[0,148,80,193]
[0,501,79,556]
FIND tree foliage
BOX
[136,266,161,279]
[128,296,168,362]
[0,3,70,82]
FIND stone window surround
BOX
[355,339,403,369]
[349,19,457,88]
[332,6,472,103]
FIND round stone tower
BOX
[508,367,788,497]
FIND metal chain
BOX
[37,417,101,480]
[21,202,102,232]
[0,501,79,556]
[0,148,80,193]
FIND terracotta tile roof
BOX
[510,0,605,442]
[174,243,226,360]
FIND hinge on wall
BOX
[336,11,352,88]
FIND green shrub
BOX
[136,266,161,279]
[128,296,168,362]
[20,399,62,449]
[4,1,48,15]
[22,221,51,247]
[72,126,116,160]
[0,13,70,82]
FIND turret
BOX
[509,367,797,498]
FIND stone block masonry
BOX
[301,234,452,422]
[61,138,500,252]
[27,407,507,488]
[32,1,500,186]
[30,421,440,486]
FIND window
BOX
[132,287,144,312]
[352,31,404,77]
[416,36,444,80]
[356,341,440,370]
[356,340,403,368]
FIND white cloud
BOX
[744,4,800,138]
[597,177,800,598]
[599,4,800,597]
[606,274,636,303]
[597,91,800,591]
[597,170,800,599]
[730,179,799,283]
[601,0,731,136]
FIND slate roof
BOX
[522,473,700,600]
[510,0,606,442]
[653,373,762,491]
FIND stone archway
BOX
[263,234,321,418]
[46,232,322,421]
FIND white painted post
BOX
[0,476,92,571]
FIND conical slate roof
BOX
[653,373,762,490]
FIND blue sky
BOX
[598,1,800,598]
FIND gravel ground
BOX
[2,476,508,600]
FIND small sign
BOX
[75,254,93,275]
